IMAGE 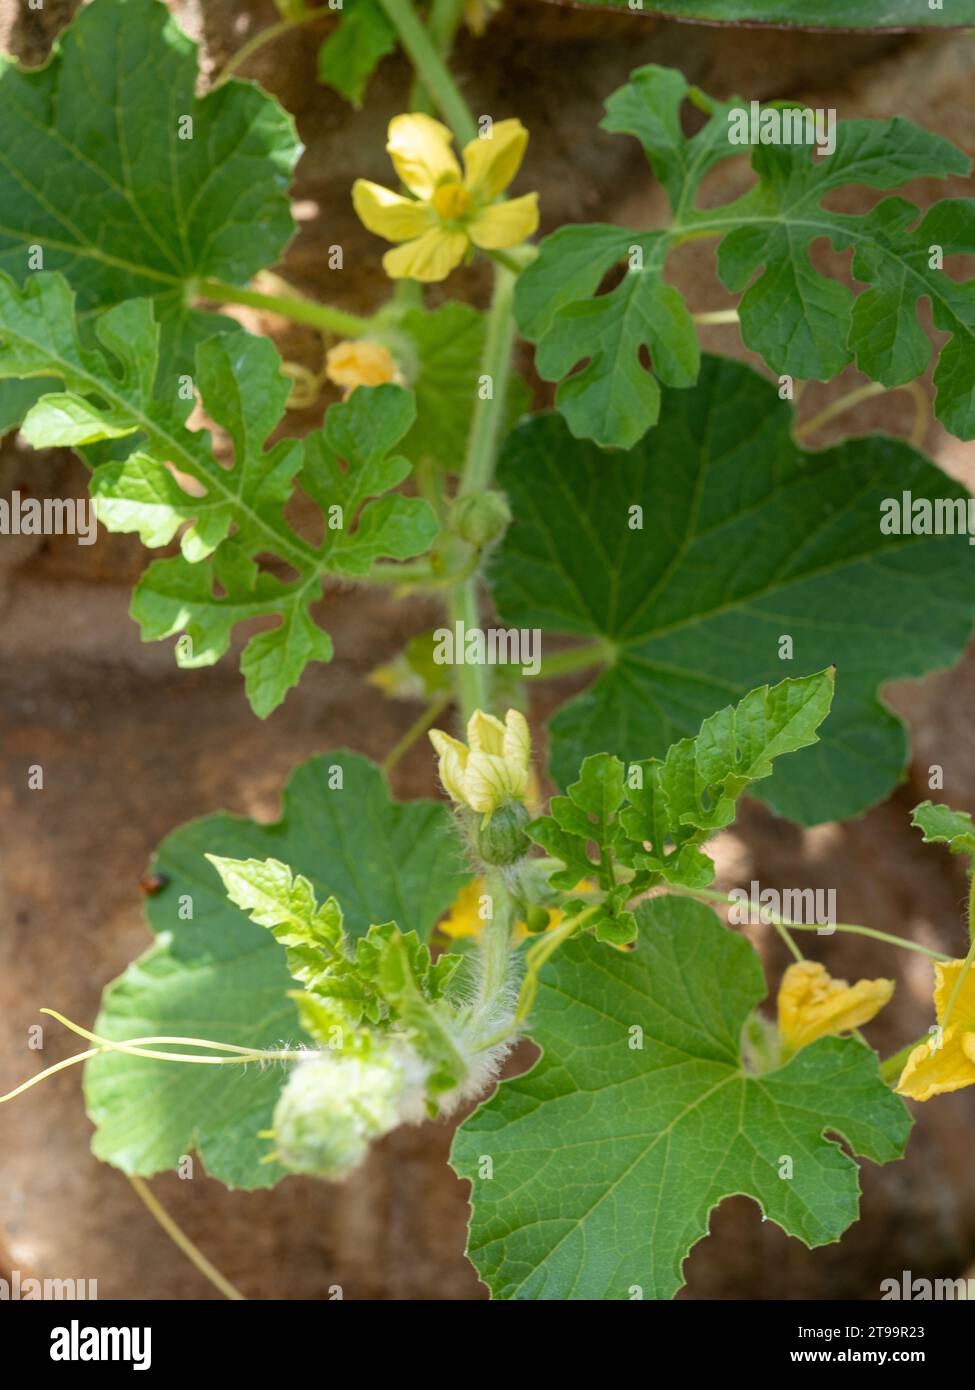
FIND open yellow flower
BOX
[429,708,530,815]
[325,340,402,396]
[778,960,894,1056]
[352,113,539,282]
[896,958,975,1101]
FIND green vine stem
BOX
[128,1176,245,1302]
[408,0,467,116]
[195,276,370,339]
[376,0,477,145]
[880,1039,922,1083]
[381,691,451,773]
[458,265,518,498]
[672,886,952,962]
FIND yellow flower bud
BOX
[429,708,531,815]
[777,959,893,1056]
[324,340,401,396]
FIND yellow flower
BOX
[324,340,402,396]
[896,958,975,1101]
[429,708,530,815]
[439,876,586,945]
[777,960,894,1055]
[352,113,539,282]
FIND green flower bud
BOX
[448,490,512,548]
[273,1044,426,1180]
[474,800,531,867]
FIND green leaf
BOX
[491,356,975,825]
[911,801,975,858]
[624,671,834,842]
[452,896,911,1300]
[396,302,530,472]
[530,674,832,929]
[0,0,300,423]
[0,273,437,715]
[546,0,969,24]
[83,752,470,1188]
[0,379,51,435]
[317,0,397,108]
[206,854,461,1037]
[516,65,973,446]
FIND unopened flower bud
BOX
[429,708,531,816]
[449,490,511,549]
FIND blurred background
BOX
[1,0,974,1299]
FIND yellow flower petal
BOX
[429,729,469,805]
[778,960,894,1054]
[467,710,507,757]
[896,1026,975,1102]
[894,957,975,1101]
[468,193,539,250]
[351,180,434,242]
[382,228,468,282]
[324,340,400,393]
[463,751,518,814]
[430,708,533,813]
[502,708,531,777]
[932,958,975,1032]
[439,878,486,939]
[387,113,461,199]
[462,119,529,201]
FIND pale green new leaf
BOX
[0,273,437,715]
[490,356,975,825]
[83,753,469,1188]
[911,801,975,858]
[517,65,973,446]
[452,897,911,1300]
[529,674,832,939]
[206,854,461,1033]
[624,670,835,844]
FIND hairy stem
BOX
[445,265,519,722]
[447,577,488,721]
[408,0,467,115]
[459,265,518,498]
[196,277,370,339]
[376,0,477,145]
